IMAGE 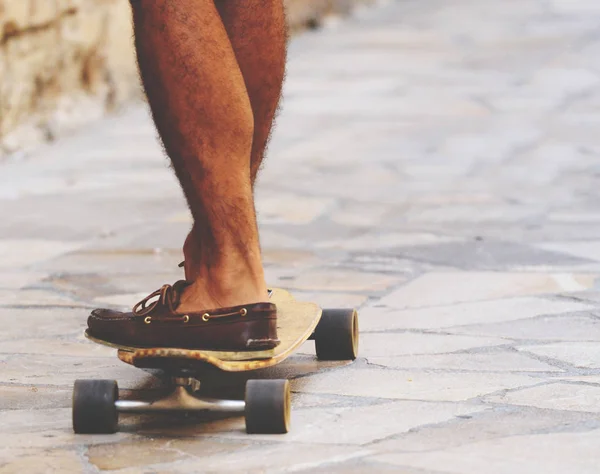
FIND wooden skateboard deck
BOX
[114,288,322,373]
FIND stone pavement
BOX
[2,0,600,472]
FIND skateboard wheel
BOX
[72,379,119,434]
[245,379,291,434]
[314,309,359,361]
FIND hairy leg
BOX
[215,0,287,184]
[130,0,268,309]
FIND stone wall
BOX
[0,0,372,157]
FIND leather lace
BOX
[132,280,252,322]
[133,280,190,317]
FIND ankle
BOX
[180,237,268,308]
[179,265,268,311]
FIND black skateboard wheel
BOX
[245,379,291,434]
[72,379,119,434]
[314,308,359,361]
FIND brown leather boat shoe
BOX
[87,280,280,351]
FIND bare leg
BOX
[180,0,287,284]
[215,0,287,184]
[130,0,267,309]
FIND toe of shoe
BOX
[89,308,126,320]
[87,308,128,336]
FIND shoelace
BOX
[133,280,190,317]
[132,280,252,324]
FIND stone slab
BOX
[293,367,538,402]
[360,297,594,331]
[369,351,562,373]
[517,342,600,368]
[487,382,600,413]
[447,312,600,342]
[372,404,596,454]
[377,272,597,310]
[359,333,507,357]
[374,429,600,474]
[288,270,403,292]
[217,400,487,446]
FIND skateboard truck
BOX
[115,377,245,414]
[73,376,292,435]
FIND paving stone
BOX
[0,449,35,470]
[486,383,600,413]
[0,354,160,389]
[287,269,403,292]
[50,271,184,304]
[359,333,507,357]
[557,374,600,384]
[293,367,537,402]
[373,429,600,474]
[404,204,543,225]
[255,191,336,225]
[330,201,394,228]
[0,289,90,308]
[0,408,79,448]
[372,405,597,454]
[295,459,440,473]
[361,297,594,331]
[315,232,460,251]
[0,401,138,450]
[517,342,600,368]
[0,449,85,474]
[92,292,154,309]
[138,444,372,474]
[0,272,48,290]
[221,400,487,445]
[568,290,600,304]
[369,351,562,373]
[536,241,600,263]
[0,192,178,241]
[0,240,83,270]
[0,385,72,411]
[258,228,307,249]
[290,291,369,308]
[286,392,353,410]
[391,241,592,270]
[0,338,114,358]
[338,252,428,275]
[86,221,188,254]
[377,272,597,309]
[87,439,251,471]
[0,307,88,341]
[447,312,600,342]
[32,251,183,277]
[262,248,320,268]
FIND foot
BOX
[87,227,276,351]
[87,280,279,351]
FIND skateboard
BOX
[73,288,359,435]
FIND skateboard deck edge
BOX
[87,331,276,361]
